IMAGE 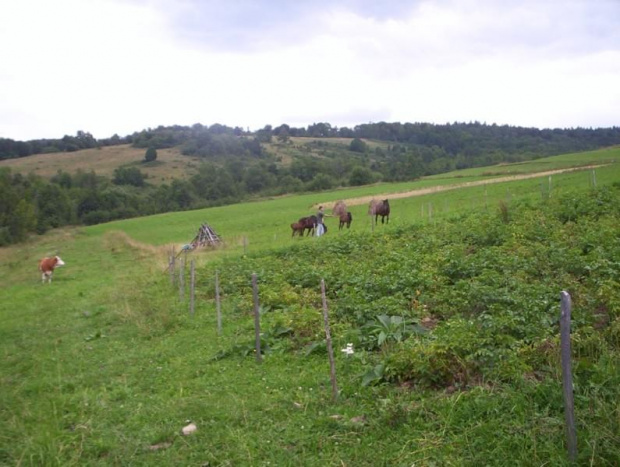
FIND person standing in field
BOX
[316,206,330,236]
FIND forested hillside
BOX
[1,121,619,246]
[3,121,620,161]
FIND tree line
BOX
[2,121,620,161]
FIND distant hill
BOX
[0,144,198,185]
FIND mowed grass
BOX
[1,148,619,465]
[0,144,200,184]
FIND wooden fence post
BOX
[178,257,185,302]
[591,170,597,187]
[484,185,488,210]
[321,279,338,402]
[169,246,176,285]
[560,291,577,463]
[252,273,262,363]
[548,175,553,198]
[189,260,195,316]
[215,270,222,335]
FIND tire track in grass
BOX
[314,164,608,209]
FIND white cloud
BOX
[0,0,618,140]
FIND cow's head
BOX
[54,256,65,267]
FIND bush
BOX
[144,147,157,163]
[307,173,334,191]
[349,138,367,153]
[349,166,375,186]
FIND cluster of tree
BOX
[273,121,620,158]
[131,123,263,159]
[0,131,130,160]
[0,167,173,245]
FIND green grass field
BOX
[1,148,619,465]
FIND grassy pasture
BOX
[427,146,620,179]
[1,148,619,465]
[85,147,620,256]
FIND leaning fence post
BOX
[321,279,338,402]
[252,273,262,363]
[560,291,577,463]
[189,260,195,316]
[215,270,222,335]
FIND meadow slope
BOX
[1,149,619,465]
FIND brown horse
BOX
[339,212,352,230]
[290,222,305,237]
[373,199,390,224]
[297,215,318,236]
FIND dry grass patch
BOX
[0,144,199,184]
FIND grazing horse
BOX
[297,215,318,236]
[372,199,390,224]
[339,212,352,230]
[290,222,305,237]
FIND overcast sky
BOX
[1,0,619,141]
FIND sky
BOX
[1,0,619,141]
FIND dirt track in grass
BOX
[313,164,606,211]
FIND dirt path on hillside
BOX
[313,164,607,210]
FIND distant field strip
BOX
[318,164,608,209]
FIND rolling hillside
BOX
[1,150,619,465]
[0,144,199,185]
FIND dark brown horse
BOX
[339,212,352,230]
[373,199,390,224]
[290,222,305,237]
[297,215,318,236]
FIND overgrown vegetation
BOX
[204,184,619,381]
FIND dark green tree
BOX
[349,166,375,186]
[113,167,146,187]
[144,147,158,163]
[307,173,335,191]
[349,138,368,153]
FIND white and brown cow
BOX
[38,256,65,283]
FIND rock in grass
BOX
[181,423,197,435]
